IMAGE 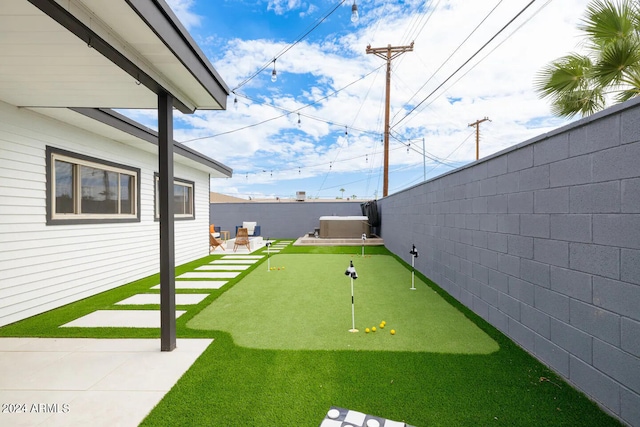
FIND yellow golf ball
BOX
[390,329,396,335]
[365,328,370,333]
[371,326,376,332]
[379,323,385,328]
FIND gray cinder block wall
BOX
[210,201,363,238]
[377,97,640,427]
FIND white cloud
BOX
[175,0,595,198]
[267,0,303,15]
[165,0,202,29]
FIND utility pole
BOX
[468,117,491,160]
[366,42,414,197]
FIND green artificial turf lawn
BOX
[187,254,499,354]
[0,244,623,426]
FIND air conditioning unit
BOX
[296,191,306,201]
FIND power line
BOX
[391,0,538,131]
[181,63,386,144]
[232,0,348,92]
[410,0,554,119]
[392,0,505,125]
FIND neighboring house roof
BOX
[1,0,229,113]
[209,192,365,203]
[210,192,250,203]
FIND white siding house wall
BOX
[0,101,211,327]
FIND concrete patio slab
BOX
[151,281,227,290]
[178,272,240,279]
[115,294,209,306]
[196,265,250,271]
[0,338,212,427]
[60,310,186,328]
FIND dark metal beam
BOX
[126,0,229,108]
[70,108,233,177]
[158,91,176,351]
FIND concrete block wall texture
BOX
[378,97,640,427]
[209,201,363,239]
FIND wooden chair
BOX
[209,225,224,253]
[233,227,251,252]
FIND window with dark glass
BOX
[155,175,195,219]
[48,148,139,222]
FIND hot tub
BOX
[318,216,370,238]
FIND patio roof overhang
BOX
[1,0,229,113]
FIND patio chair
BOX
[234,227,251,252]
[209,224,224,253]
[235,221,260,237]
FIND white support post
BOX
[409,244,418,290]
[350,276,356,332]
[266,240,272,271]
[345,260,358,332]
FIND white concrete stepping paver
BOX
[0,338,212,427]
[196,265,250,271]
[61,310,186,328]
[151,280,227,290]
[210,259,258,264]
[115,294,208,306]
[178,271,240,279]
[221,255,263,259]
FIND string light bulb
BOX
[297,113,301,127]
[234,96,238,109]
[271,59,277,83]
[351,1,359,23]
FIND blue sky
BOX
[131,0,593,200]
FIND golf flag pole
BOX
[409,244,419,290]
[361,233,366,257]
[345,260,358,332]
[266,239,272,271]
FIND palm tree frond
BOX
[534,54,593,99]
[549,88,606,118]
[591,38,640,85]
[614,67,640,101]
[579,0,638,46]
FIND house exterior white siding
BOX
[0,101,211,327]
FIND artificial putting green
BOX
[187,254,499,354]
